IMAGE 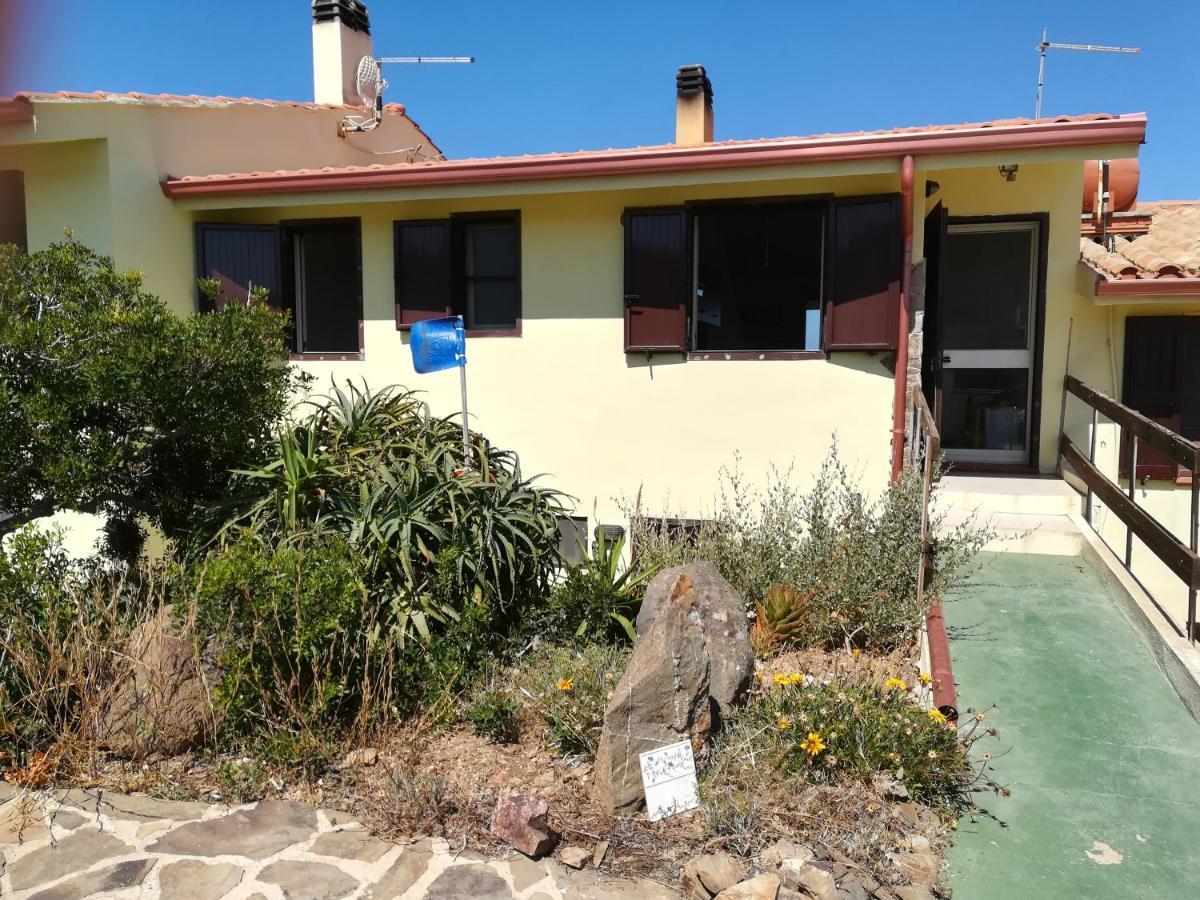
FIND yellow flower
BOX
[776,716,793,731]
[851,648,862,659]
[556,678,574,692]
[801,732,826,756]
[919,672,932,686]
[927,708,947,725]
[884,676,908,691]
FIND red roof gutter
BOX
[1094,277,1200,298]
[161,114,1147,199]
[0,98,34,125]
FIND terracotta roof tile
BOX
[162,112,1138,188]
[5,89,408,114]
[1081,200,1200,281]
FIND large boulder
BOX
[636,562,753,713]
[594,572,712,814]
[95,606,217,758]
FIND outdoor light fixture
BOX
[998,164,1019,182]
[925,180,941,197]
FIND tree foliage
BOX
[0,239,300,549]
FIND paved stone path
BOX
[0,784,680,899]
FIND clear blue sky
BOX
[8,0,1197,198]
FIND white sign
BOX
[639,740,700,822]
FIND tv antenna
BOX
[342,53,474,135]
[1035,29,1138,119]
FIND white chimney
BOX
[312,0,374,105]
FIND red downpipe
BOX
[926,602,958,721]
[890,155,916,483]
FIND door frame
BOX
[938,213,1049,471]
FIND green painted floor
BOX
[944,552,1200,899]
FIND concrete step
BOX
[937,507,1085,556]
[936,474,1082,518]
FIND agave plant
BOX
[222,381,567,646]
[751,584,814,652]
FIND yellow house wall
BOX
[0,101,432,313]
[191,160,1107,529]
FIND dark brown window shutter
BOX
[1121,316,1186,480]
[195,223,283,313]
[394,219,452,329]
[824,195,901,351]
[623,208,688,353]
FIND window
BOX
[288,222,362,355]
[694,204,823,352]
[196,220,362,358]
[1121,316,1200,481]
[395,212,521,333]
[622,196,900,355]
[0,170,26,251]
[556,516,589,565]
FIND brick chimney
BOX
[311,0,373,105]
[675,65,713,145]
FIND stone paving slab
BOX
[0,787,682,899]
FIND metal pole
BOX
[1126,435,1137,568]
[1086,407,1099,524]
[1036,29,1048,119]
[459,363,470,468]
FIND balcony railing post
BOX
[1190,475,1198,644]
[1086,406,1099,524]
[1126,434,1138,569]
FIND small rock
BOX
[874,776,910,801]
[909,835,930,852]
[592,840,610,868]
[714,873,781,900]
[894,888,934,900]
[892,850,939,888]
[839,876,870,900]
[781,862,837,900]
[683,851,749,897]
[490,792,557,858]
[339,748,378,769]
[760,840,813,870]
[560,846,591,869]
[894,802,920,827]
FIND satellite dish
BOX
[355,55,386,105]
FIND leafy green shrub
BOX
[0,239,299,555]
[227,381,565,647]
[465,687,520,743]
[509,643,628,757]
[627,448,989,652]
[530,532,657,644]
[709,670,978,809]
[183,524,388,745]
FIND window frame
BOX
[684,196,829,361]
[280,217,365,361]
[452,210,523,337]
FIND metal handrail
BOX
[907,389,956,718]
[1062,375,1200,643]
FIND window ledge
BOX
[397,322,522,338]
[290,351,365,362]
[688,350,825,361]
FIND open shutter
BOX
[825,195,901,351]
[623,208,688,353]
[1121,316,1184,481]
[195,223,282,312]
[394,219,452,329]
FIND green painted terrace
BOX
[945,551,1200,899]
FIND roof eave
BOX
[1094,277,1200,300]
[160,113,1148,199]
[0,98,34,125]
